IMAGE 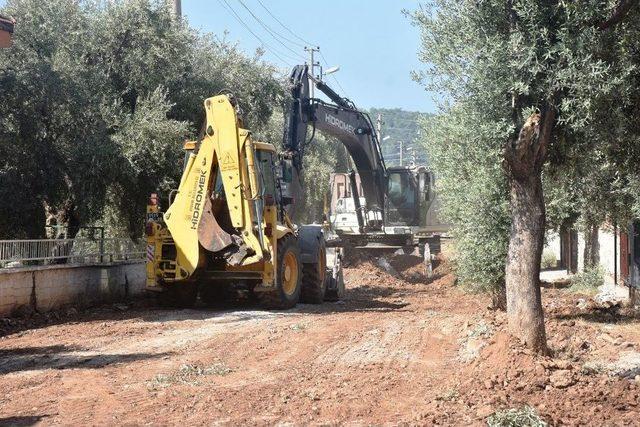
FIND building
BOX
[0,14,15,48]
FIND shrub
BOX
[570,266,604,292]
[420,108,510,295]
[487,406,547,427]
[540,250,557,269]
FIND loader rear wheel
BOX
[158,282,198,308]
[301,241,327,304]
[258,234,302,309]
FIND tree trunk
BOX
[504,110,554,353]
[505,173,547,352]
[491,282,507,311]
[560,221,579,273]
[583,223,600,269]
[569,228,579,273]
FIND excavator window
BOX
[386,171,418,225]
[418,171,431,202]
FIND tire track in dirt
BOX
[0,255,484,425]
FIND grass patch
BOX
[540,250,557,269]
[570,266,604,294]
[436,388,459,402]
[289,323,306,331]
[468,320,493,338]
[148,362,233,390]
[487,406,547,427]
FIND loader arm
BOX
[162,96,264,280]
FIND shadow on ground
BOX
[0,282,414,337]
[0,415,49,426]
[554,308,640,325]
[0,344,171,375]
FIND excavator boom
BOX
[283,64,386,231]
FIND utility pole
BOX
[399,141,404,166]
[171,0,181,19]
[304,46,320,98]
[376,114,383,143]
[406,146,416,167]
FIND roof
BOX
[0,14,15,34]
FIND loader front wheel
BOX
[301,241,327,304]
[258,235,302,309]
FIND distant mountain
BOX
[368,108,433,167]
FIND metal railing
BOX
[0,238,145,268]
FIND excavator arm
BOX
[283,64,387,231]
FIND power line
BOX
[254,0,315,47]
[236,0,307,53]
[235,0,306,61]
[216,0,297,66]
[318,50,351,101]
[229,0,352,104]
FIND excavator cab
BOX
[385,167,432,228]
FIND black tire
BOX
[258,234,302,309]
[325,268,345,302]
[158,282,198,308]
[199,282,232,306]
[301,240,327,304]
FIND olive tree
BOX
[0,0,283,238]
[410,0,639,352]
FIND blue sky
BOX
[184,0,436,113]
[0,0,436,112]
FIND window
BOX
[256,150,276,198]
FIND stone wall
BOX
[0,261,145,317]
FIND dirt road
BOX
[1,256,639,426]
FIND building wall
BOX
[0,261,145,317]
[545,229,621,284]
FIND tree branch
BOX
[598,0,638,31]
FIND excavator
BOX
[145,63,433,308]
[283,64,442,253]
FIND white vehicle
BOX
[330,197,376,233]
[329,168,449,252]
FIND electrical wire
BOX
[235,0,308,56]
[318,50,351,102]
[235,0,352,106]
[254,0,315,47]
[216,0,297,66]
[222,0,354,109]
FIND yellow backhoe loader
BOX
[145,94,343,308]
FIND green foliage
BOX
[0,0,283,238]
[409,0,640,293]
[487,406,547,427]
[297,133,344,223]
[570,266,605,293]
[540,249,557,270]
[421,106,510,291]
